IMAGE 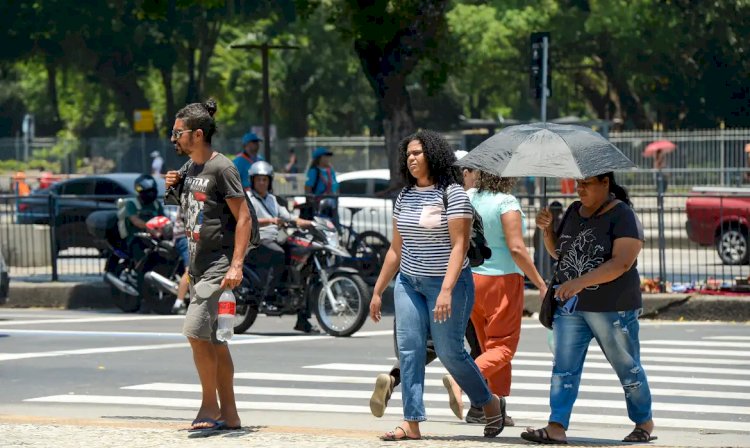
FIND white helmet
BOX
[248,161,274,179]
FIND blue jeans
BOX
[550,308,653,429]
[394,267,492,421]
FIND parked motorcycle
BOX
[86,209,184,314]
[234,216,370,337]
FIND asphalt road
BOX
[1,308,749,446]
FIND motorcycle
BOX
[234,216,371,337]
[86,208,184,314]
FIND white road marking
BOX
[704,336,750,341]
[307,363,750,388]
[510,359,749,376]
[232,372,750,400]
[124,382,750,415]
[514,351,750,366]
[642,340,750,348]
[23,394,750,432]
[0,328,396,363]
[0,315,185,326]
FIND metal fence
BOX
[3,127,749,190]
[1,189,749,292]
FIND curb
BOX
[3,280,749,322]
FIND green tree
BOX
[297,0,453,188]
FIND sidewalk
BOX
[0,415,741,448]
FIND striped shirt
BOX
[394,184,474,277]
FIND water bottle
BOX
[216,290,236,342]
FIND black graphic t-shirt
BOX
[555,201,644,312]
[167,153,245,277]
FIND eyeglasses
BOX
[171,129,193,139]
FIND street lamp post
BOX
[230,43,299,164]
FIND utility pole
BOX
[231,43,299,164]
[531,32,551,281]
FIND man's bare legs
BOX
[188,338,241,429]
[215,343,241,427]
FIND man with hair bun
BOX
[165,99,252,432]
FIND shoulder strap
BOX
[311,167,321,194]
[250,190,276,216]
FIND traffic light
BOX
[530,32,551,100]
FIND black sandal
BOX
[483,395,506,438]
[520,427,568,444]
[623,427,657,443]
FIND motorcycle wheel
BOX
[351,231,389,281]
[142,276,180,315]
[106,258,140,313]
[233,276,260,334]
[313,273,370,337]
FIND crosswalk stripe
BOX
[638,347,749,357]
[510,359,749,376]
[307,364,750,388]
[23,394,750,432]
[704,336,750,341]
[642,340,750,348]
[514,351,750,366]
[233,372,750,401]
[122,382,750,416]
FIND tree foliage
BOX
[1,0,749,149]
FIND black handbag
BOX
[538,275,558,330]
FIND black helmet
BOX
[134,174,158,205]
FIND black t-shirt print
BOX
[178,153,245,276]
[555,201,644,312]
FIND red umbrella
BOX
[643,140,676,157]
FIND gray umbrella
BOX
[457,122,635,178]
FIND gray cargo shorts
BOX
[183,259,230,345]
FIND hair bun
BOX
[203,98,217,117]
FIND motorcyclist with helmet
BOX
[122,174,165,258]
[245,161,319,333]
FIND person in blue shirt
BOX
[233,132,264,190]
[301,147,339,220]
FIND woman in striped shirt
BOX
[369,130,503,441]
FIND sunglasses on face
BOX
[171,129,193,139]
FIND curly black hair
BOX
[398,130,461,189]
[475,171,516,194]
[175,98,218,144]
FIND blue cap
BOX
[242,132,262,145]
[312,146,333,159]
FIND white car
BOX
[293,169,394,240]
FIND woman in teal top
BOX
[463,170,547,424]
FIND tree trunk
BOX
[95,60,150,129]
[185,42,199,104]
[380,76,414,191]
[44,61,62,134]
[160,65,176,132]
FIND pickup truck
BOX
[686,187,750,265]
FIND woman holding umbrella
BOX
[522,172,656,444]
[457,123,655,444]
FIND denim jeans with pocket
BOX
[550,307,653,429]
[394,267,493,421]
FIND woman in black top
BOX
[522,172,656,444]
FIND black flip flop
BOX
[520,427,568,445]
[188,418,225,432]
[623,427,658,443]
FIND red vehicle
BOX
[686,187,750,265]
